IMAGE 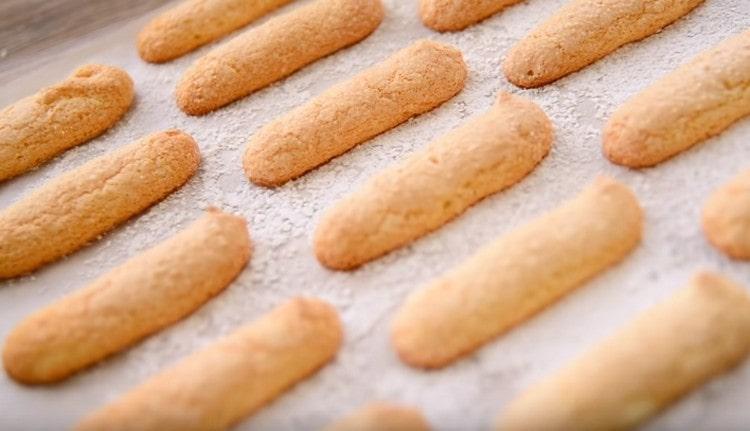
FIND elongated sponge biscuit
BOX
[419,0,524,31]
[0,64,133,181]
[391,177,643,368]
[503,0,704,88]
[315,92,552,270]
[244,39,467,187]
[176,0,383,115]
[76,297,343,431]
[0,130,200,279]
[138,0,295,63]
[325,403,431,431]
[702,169,750,259]
[496,272,750,431]
[604,29,750,167]
[2,209,250,384]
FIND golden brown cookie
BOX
[496,272,750,431]
[604,29,750,167]
[75,297,343,431]
[503,0,704,88]
[0,64,133,181]
[314,92,552,270]
[2,209,250,384]
[419,0,524,31]
[325,403,431,431]
[0,130,200,279]
[702,169,750,259]
[176,0,383,115]
[243,39,467,187]
[391,177,643,368]
[138,0,295,63]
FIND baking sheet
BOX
[1,0,750,429]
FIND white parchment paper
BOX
[1,1,749,429]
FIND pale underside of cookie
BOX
[243,39,467,187]
[391,176,643,368]
[325,403,431,431]
[604,28,750,167]
[0,64,133,182]
[2,209,250,384]
[419,0,524,31]
[314,91,552,270]
[503,0,704,88]
[0,130,200,279]
[176,0,383,115]
[496,272,750,431]
[702,169,750,259]
[75,297,342,431]
[138,0,295,63]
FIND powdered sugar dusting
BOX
[1,1,749,429]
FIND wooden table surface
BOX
[0,0,171,76]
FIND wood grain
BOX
[0,0,171,74]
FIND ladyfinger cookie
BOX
[138,0,295,63]
[503,0,704,88]
[419,0,523,31]
[0,64,133,181]
[76,297,343,431]
[244,39,467,186]
[0,130,200,279]
[604,29,750,167]
[176,0,383,115]
[391,177,643,368]
[496,272,750,431]
[2,209,250,384]
[702,169,750,259]
[325,403,431,431]
[315,92,552,270]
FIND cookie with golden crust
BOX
[176,0,383,115]
[503,0,704,88]
[496,272,750,431]
[703,169,750,259]
[0,130,200,279]
[75,297,343,431]
[419,0,524,31]
[314,92,552,270]
[0,64,133,181]
[604,29,750,167]
[391,177,643,368]
[138,0,295,63]
[325,403,431,431]
[2,209,250,384]
[243,39,467,187]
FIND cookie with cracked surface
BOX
[391,177,643,368]
[0,64,133,181]
[703,169,750,259]
[244,39,467,187]
[315,92,552,270]
[496,272,750,431]
[503,0,704,88]
[604,29,750,167]
[325,403,431,431]
[176,0,383,115]
[419,0,524,31]
[138,0,295,63]
[2,209,250,384]
[0,130,200,279]
[76,297,343,431]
